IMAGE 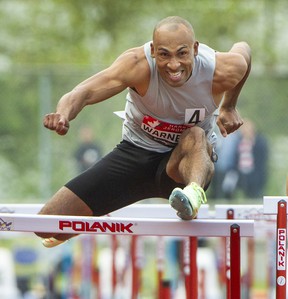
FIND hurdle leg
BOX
[188,237,198,299]
[230,224,241,299]
[276,200,287,299]
[162,280,172,299]
[182,237,196,299]
[225,208,234,299]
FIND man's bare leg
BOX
[167,127,215,220]
[35,186,93,246]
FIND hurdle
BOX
[0,203,211,298]
[263,196,288,299]
[0,205,253,299]
[215,204,276,298]
[0,212,254,237]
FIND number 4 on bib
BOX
[185,108,205,125]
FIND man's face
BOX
[151,24,198,87]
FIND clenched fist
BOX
[216,108,243,137]
[43,113,70,136]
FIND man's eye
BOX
[159,52,169,58]
[179,51,188,56]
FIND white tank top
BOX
[122,42,218,153]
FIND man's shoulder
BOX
[114,44,150,92]
[120,45,147,65]
[215,51,247,70]
[214,52,247,84]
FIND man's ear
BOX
[193,41,199,56]
[150,42,155,58]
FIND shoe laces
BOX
[191,182,207,204]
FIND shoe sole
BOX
[169,189,193,220]
[42,238,66,248]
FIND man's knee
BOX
[178,126,207,151]
[181,126,206,139]
[35,187,93,238]
[38,187,93,217]
[166,127,213,184]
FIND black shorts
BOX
[65,140,184,216]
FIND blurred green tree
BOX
[0,0,287,199]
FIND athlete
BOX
[36,16,251,247]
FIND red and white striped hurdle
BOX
[263,196,288,299]
[214,204,276,299]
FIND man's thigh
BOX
[65,141,172,215]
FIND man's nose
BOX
[167,57,180,70]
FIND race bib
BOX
[141,109,205,146]
[141,115,190,146]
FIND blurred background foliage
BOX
[0,0,287,201]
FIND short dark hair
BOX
[154,16,193,33]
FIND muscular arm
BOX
[44,47,149,135]
[213,42,251,136]
[220,42,251,108]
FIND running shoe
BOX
[169,182,207,220]
[42,237,66,248]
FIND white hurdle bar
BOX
[263,196,288,299]
[215,204,272,220]
[0,213,253,237]
[0,203,254,299]
[214,203,276,238]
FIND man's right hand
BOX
[43,113,70,136]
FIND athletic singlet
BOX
[122,42,218,153]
